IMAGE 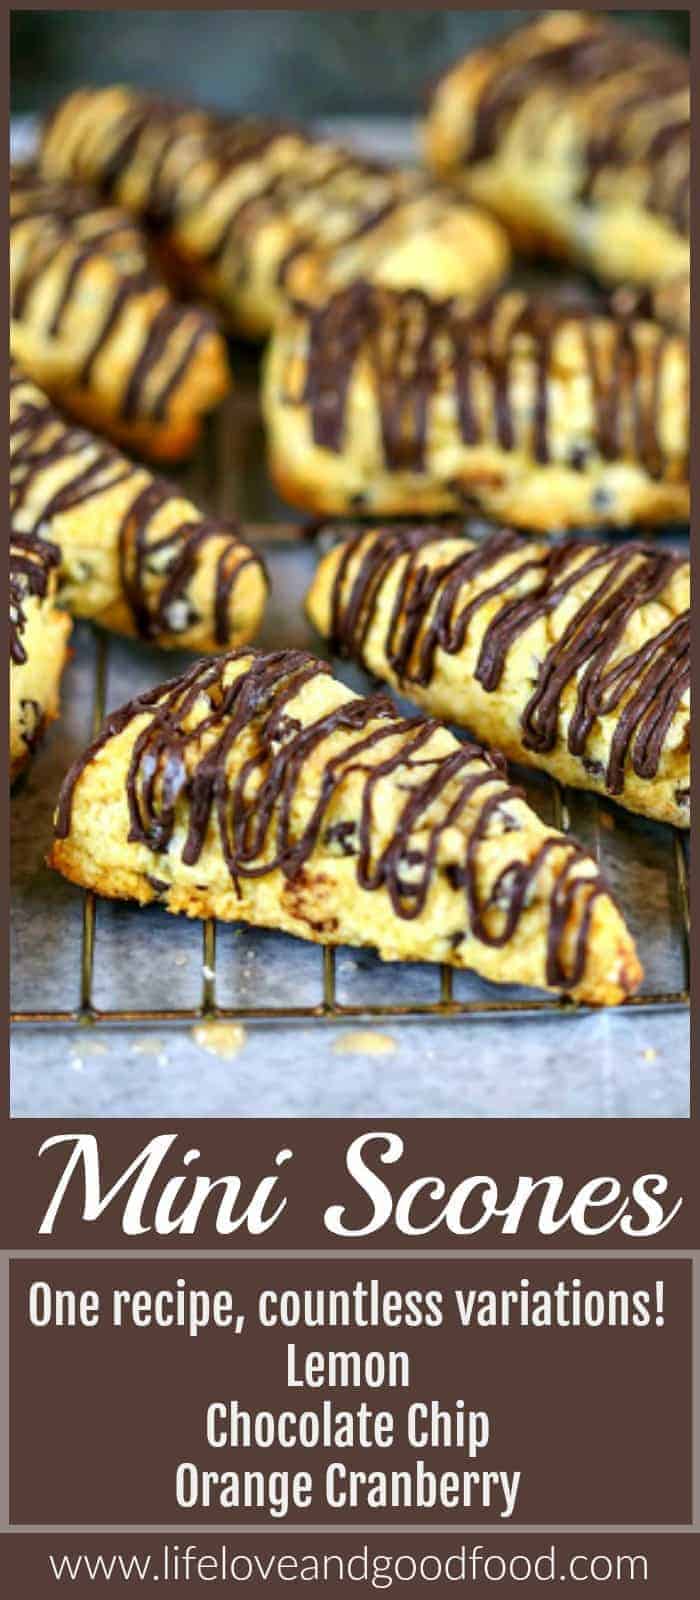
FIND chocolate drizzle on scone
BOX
[39,88,509,337]
[55,647,627,991]
[324,525,689,798]
[9,530,60,665]
[10,367,264,646]
[64,95,294,230]
[11,167,220,425]
[298,283,681,481]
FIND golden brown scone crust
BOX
[11,166,230,461]
[307,526,689,828]
[49,646,642,1006]
[263,284,689,532]
[424,10,689,326]
[10,531,72,782]
[10,365,267,654]
[38,87,509,338]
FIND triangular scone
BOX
[10,530,72,782]
[11,166,230,462]
[306,525,690,828]
[10,366,268,654]
[50,648,642,1006]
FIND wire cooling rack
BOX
[11,530,690,1031]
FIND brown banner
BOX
[10,1257,691,1529]
[2,1533,698,1595]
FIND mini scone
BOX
[49,646,642,1006]
[10,530,72,782]
[10,366,268,653]
[424,10,689,324]
[307,525,690,828]
[38,88,510,339]
[611,277,690,339]
[263,283,689,531]
[11,166,230,461]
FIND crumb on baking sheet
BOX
[333,1030,397,1057]
[191,1022,247,1058]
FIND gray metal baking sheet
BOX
[9,118,689,1117]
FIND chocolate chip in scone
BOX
[396,847,426,893]
[493,805,521,833]
[401,848,425,868]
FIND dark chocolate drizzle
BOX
[460,16,689,236]
[42,93,441,302]
[9,530,60,664]
[324,525,689,797]
[9,367,264,646]
[73,97,292,230]
[296,283,683,481]
[54,647,621,991]
[11,167,218,421]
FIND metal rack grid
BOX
[11,603,690,1032]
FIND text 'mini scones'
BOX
[11,166,230,461]
[10,365,268,654]
[10,530,72,783]
[50,647,642,1006]
[424,10,689,327]
[307,525,689,828]
[38,87,510,338]
[263,283,689,531]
